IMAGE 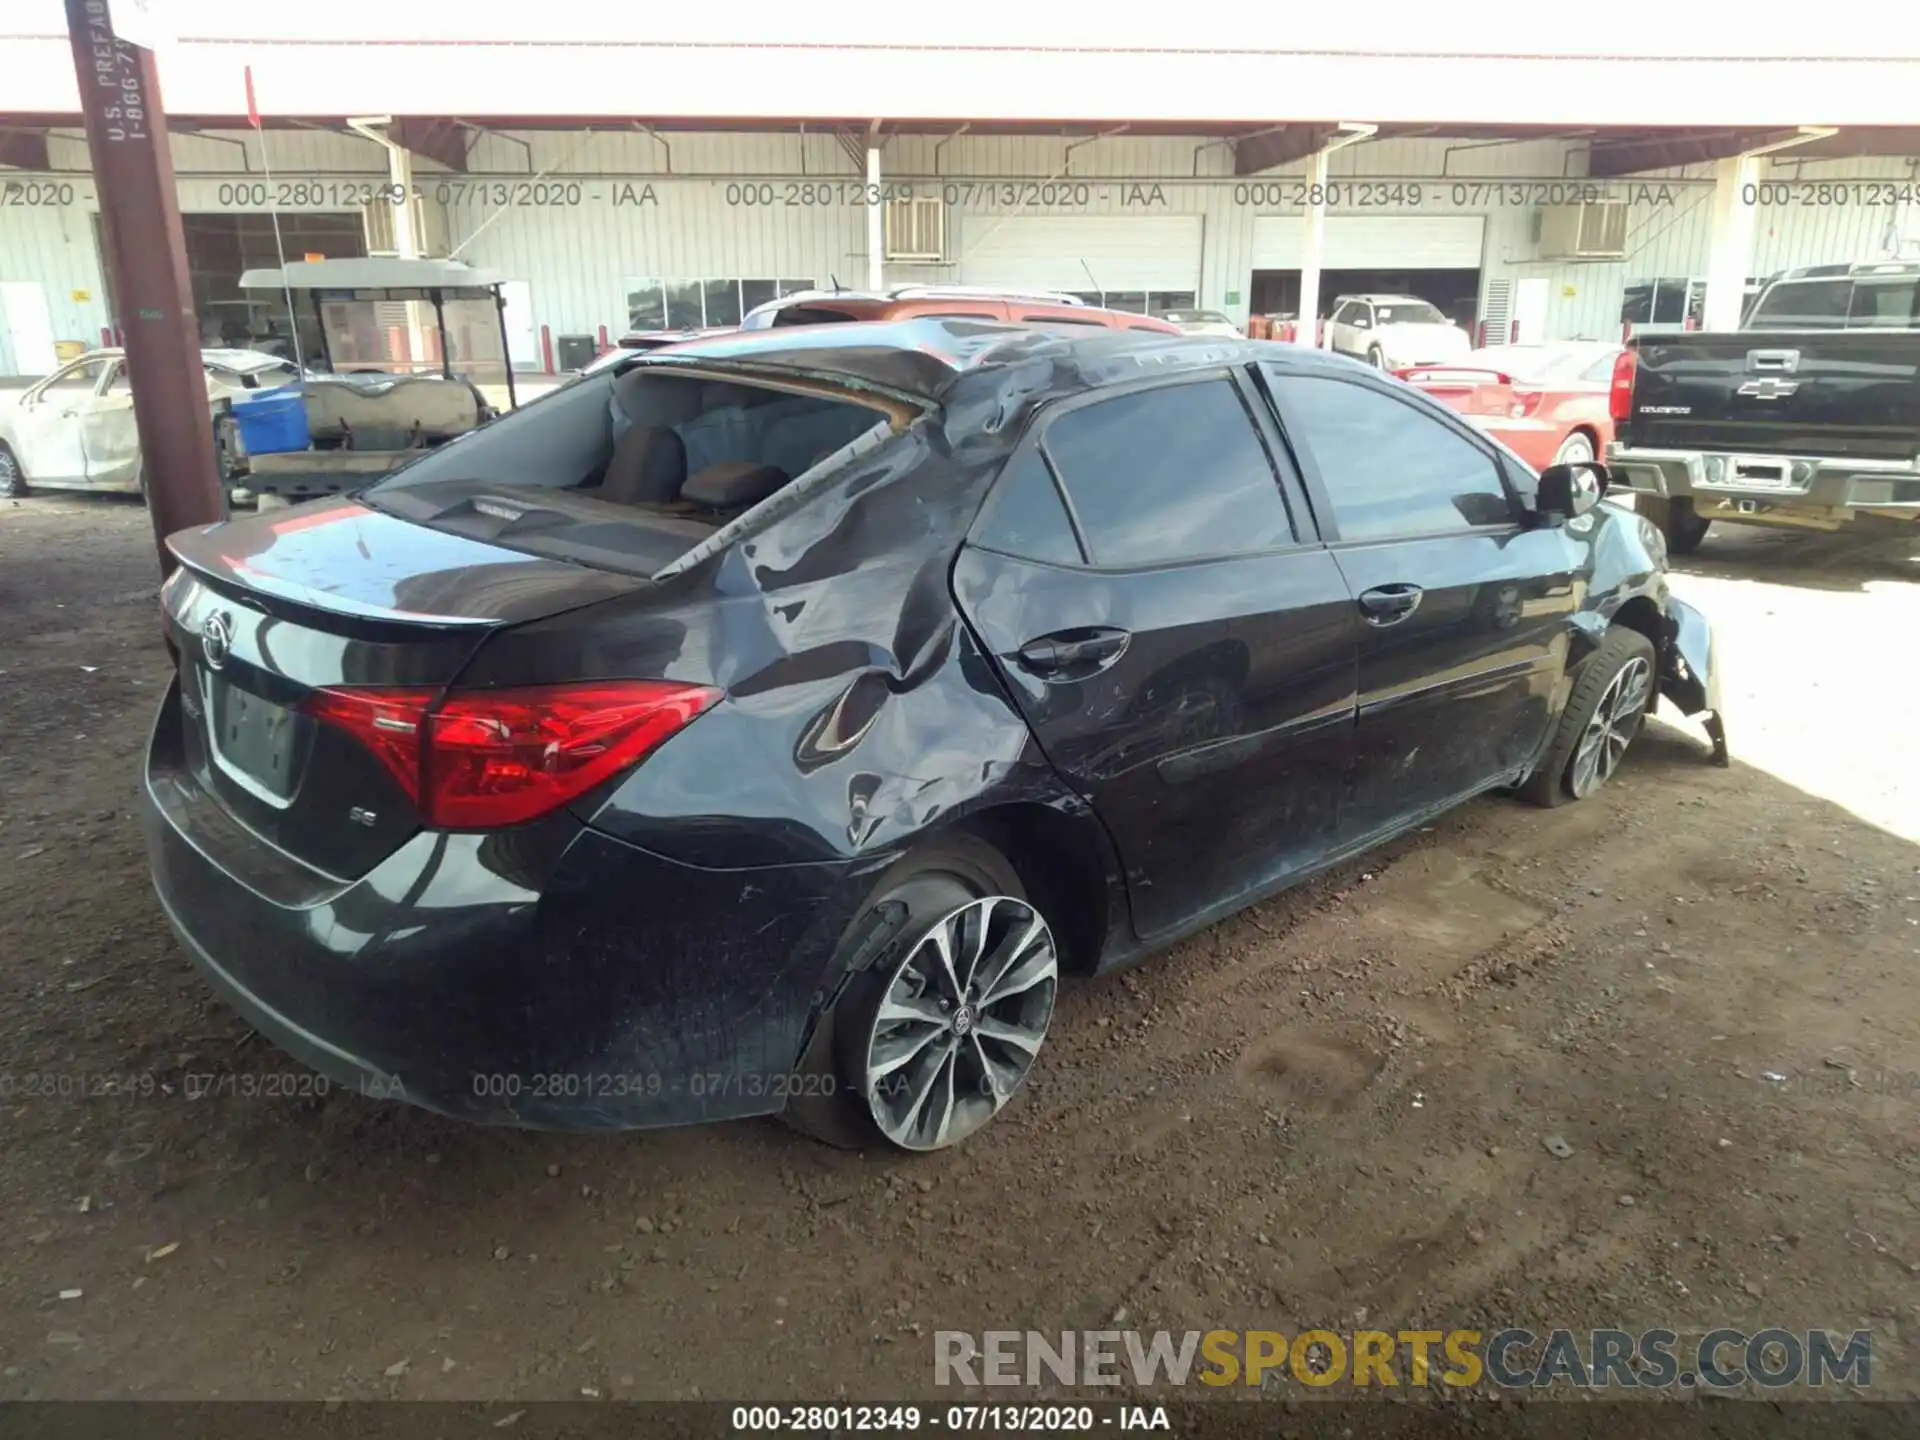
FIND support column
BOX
[387,144,419,259]
[865,142,885,292]
[64,0,223,572]
[1702,154,1761,332]
[1293,149,1331,346]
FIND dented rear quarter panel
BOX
[457,381,1116,1001]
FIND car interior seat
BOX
[599,424,690,506]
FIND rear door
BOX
[952,370,1358,941]
[80,359,141,489]
[1258,364,1577,845]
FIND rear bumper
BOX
[1608,443,1920,522]
[142,684,865,1131]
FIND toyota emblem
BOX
[201,610,235,671]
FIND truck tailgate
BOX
[1625,331,1920,461]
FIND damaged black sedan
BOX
[144,321,1722,1152]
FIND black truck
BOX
[1607,261,1920,551]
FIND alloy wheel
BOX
[1570,655,1652,798]
[859,895,1057,1151]
[1553,433,1594,466]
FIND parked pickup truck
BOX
[1606,261,1920,551]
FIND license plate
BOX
[207,674,302,800]
[1703,457,1797,491]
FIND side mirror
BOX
[1534,461,1609,522]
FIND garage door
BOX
[1251,216,1486,271]
[955,215,1203,294]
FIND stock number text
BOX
[216,181,409,208]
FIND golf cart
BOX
[235,258,518,507]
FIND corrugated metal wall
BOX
[3,128,1918,371]
[0,191,108,365]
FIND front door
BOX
[953,370,1358,941]
[1326,300,1373,360]
[1259,364,1576,844]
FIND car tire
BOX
[1520,628,1657,809]
[782,836,1059,1153]
[1551,432,1596,467]
[1367,346,1387,370]
[1637,494,1711,555]
[0,442,27,499]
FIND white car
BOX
[0,348,294,499]
[1323,294,1472,370]
[1156,308,1243,338]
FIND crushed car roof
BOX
[626,318,1366,404]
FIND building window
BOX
[1068,289,1197,316]
[625,278,816,333]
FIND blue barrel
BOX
[230,386,310,455]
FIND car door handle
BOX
[1013,627,1131,680]
[1358,584,1424,626]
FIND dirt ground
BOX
[2,494,1918,1405]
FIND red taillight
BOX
[1609,349,1636,425]
[1509,388,1546,419]
[304,687,439,803]
[304,681,720,830]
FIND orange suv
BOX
[737,286,1184,335]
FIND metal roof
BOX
[238,258,507,291]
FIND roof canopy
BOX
[239,258,506,292]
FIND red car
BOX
[1395,341,1625,472]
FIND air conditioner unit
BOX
[362,195,450,259]
[1536,201,1628,261]
[884,196,947,262]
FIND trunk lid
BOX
[1625,331,1920,460]
[162,498,648,878]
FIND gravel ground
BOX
[1,495,1917,1406]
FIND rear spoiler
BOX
[1393,366,1516,386]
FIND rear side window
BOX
[1580,352,1621,383]
[772,306,862,326]
[971,450,1084,565]
[1268,371,1513,541]
[1748,279,1852,329]
[1041,378,1294,567]
[1847,276,1920,328]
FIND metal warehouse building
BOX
[3,10,1918,375]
